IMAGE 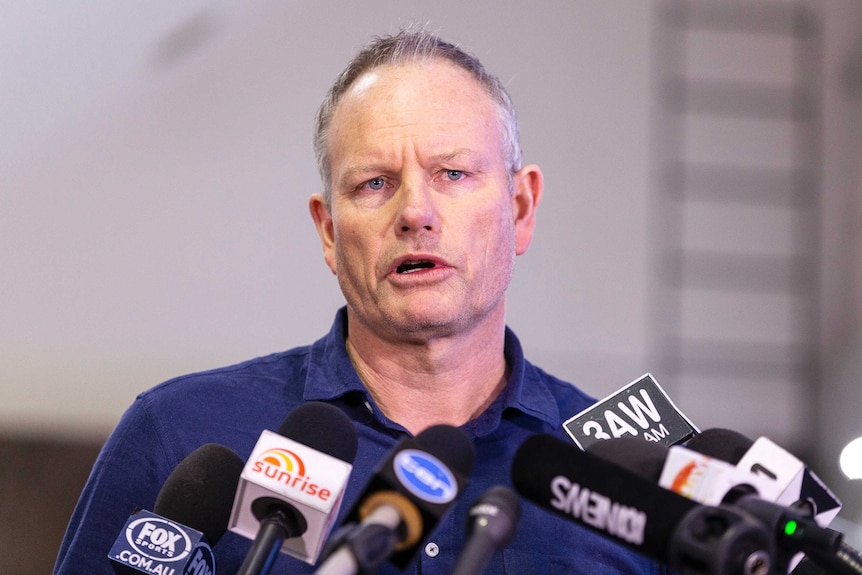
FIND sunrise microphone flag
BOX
[108,443,245,575]
[512,434,776,575]
[229,402,358,573]
[315,424,475,574]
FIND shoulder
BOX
[131,347,314,462]
[145,347,312,401]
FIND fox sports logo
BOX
[125,517,192,562]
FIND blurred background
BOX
[2,0,861,572]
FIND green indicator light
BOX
[784,520,798,536]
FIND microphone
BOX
[562,373,699,450]
[589,436,779,505]
[686,429,842,527]
[659,443,784,506]
[588,437,845,574]
[449,485,520,575]
[228,402,358,574]
[108,443,245,575]
[315,424,475,574]
[512,433,776,575]
[686,429,857,574]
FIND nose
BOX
[394,177,439,235]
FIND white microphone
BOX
[589,436,845,574]
[657,444,784,506]
[686,429,842,527]
[228,402,357,574]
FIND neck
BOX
[344,309,509,436]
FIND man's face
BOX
[310,59,541,342]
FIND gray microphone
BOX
[450,485,520,575]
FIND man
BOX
[55,28,664,574]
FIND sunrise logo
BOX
[251,447,332,502]
[258,448,306,476]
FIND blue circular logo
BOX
[393,449,457,504]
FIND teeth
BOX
[397,261,435,274]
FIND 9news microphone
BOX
[229,402,358,574]
[315,424,475,574]
[449,485,520,575]
[512,434,776,575]
[108,443,245,575]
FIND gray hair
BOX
[313,26,522,205]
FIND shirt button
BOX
[424,542,440,558]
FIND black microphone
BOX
[685,430,858,575]
[512,433,775,575]
[449,485,520,575]
[315,424,475,574]
[229,402,358,575]
[686,429,842,525]
[108,443,245,575]
[588,437,845,574]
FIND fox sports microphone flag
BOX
[108,443,244,575]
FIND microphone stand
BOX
[238,503,307,575]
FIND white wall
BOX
[2,0,861,531]
[1,0,656,437]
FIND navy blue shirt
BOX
[54,308,665,574]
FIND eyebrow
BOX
[336,163,388,189]
[337,148,486,184]
[430,148,482,163]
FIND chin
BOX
[382,304,462,334]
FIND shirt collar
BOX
[303,307,560,429]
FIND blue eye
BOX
[446,170,464,181]
[367,177,385,190]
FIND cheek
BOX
[333,219,376,276]
[470,207,516,268]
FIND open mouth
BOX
[396,260,436,274]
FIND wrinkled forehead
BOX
[327,60,505,162]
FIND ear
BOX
[309,193,337,275]
[511,164,544,255]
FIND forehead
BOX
[327,59,504,165]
